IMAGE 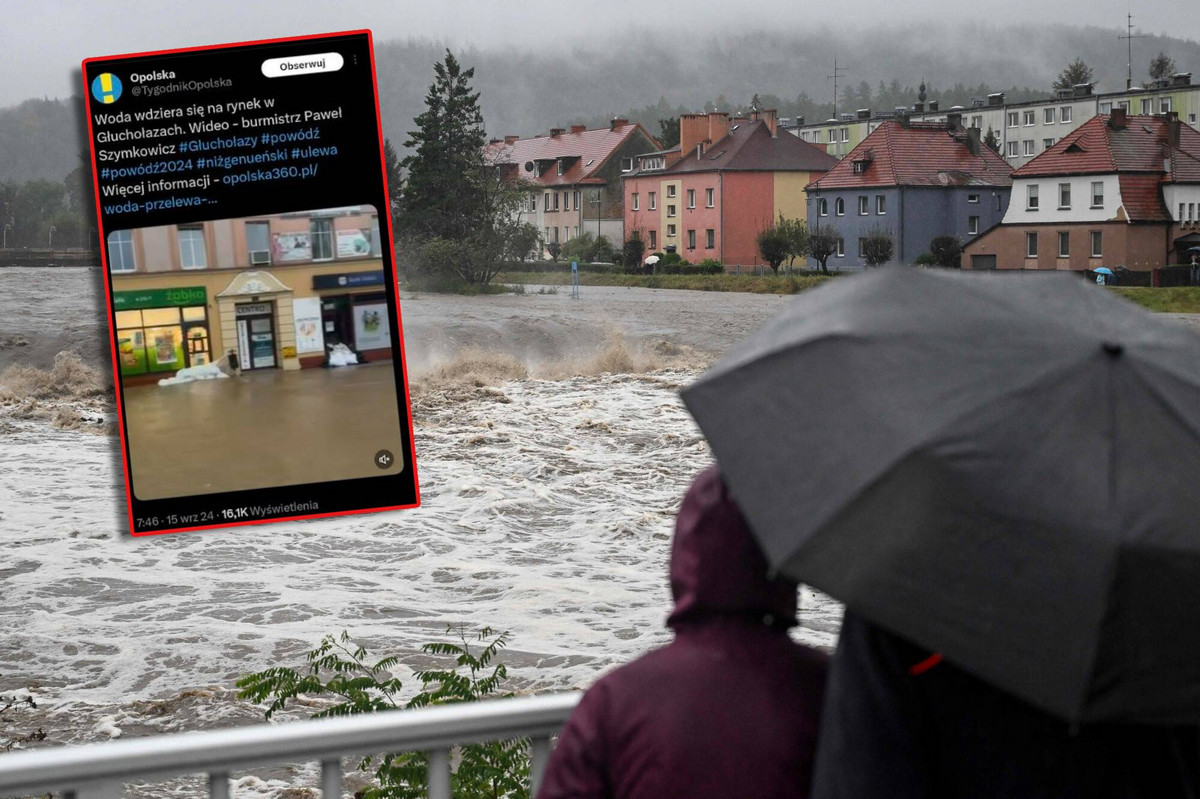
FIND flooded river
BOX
[0,268,841,796]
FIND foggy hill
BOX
[2,21,1197,184]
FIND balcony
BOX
[0,693,579,799]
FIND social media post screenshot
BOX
[82,31,418,535]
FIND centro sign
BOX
[235,303,272,317]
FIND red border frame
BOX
[83,29,420,537]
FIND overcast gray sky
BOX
[1,0,1196,108]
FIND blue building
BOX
[804,115,1014,268]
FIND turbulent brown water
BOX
[0,269,843,796]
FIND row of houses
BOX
[488,73,1200,271]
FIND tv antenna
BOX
[827,53,848,119]
[1118,12,1149,90]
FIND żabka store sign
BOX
[113,286,207,310]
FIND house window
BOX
[1141,99,1152,115]
[563,227,570,241]
[1023,110,1035,126]
[553,227,560,242]
[1191,113,1198,125]
[667,204,676,218]
[706,188,715,207]
[1044,108,1056,124]
[841,128,850,142]
[563,191,570,210]
[1160,97,1172,113]
[1058,231,1070,257]
[858,196,869,215]
[1061,106,1073,123]
[1181,202,1186,220]
[1027,184,1039,210]
[1007,141,1019,157]
[968,193,980,204]
[687,229,696,249]
[971,115,983,128]
[995,195,1002,211]
[1026,232,1038,258]
[857,237,867,258]
[667,224,676,237]
[819,198,828,216]
[1059,183,1071,209]
[1043,138,1055,150]
[706,229,715,248]
[687,189,695,208]
[107,229,135,273]
[968,216,980,235]
[557,160,564,176]
[1008,112,1019,127]
[1091,182,1104,208]
[544,192,551,211]
[574,191,580,209]
[1023,140,1035,156]
[649,192,657,210]
[876,195,886,214]
[632,193,639,211]
[544,226,550,242]
[1100,102,1112,114]
[554,193,560,211]
[1091,231,1103,257]
[621,158,634,172]
[1191,203,1197,221]
[310,218,333,261]
[667,185,677,198]
[574,226,580,238]
[178,226,208,269]
[828,130,837,143]
[835,198,845,216]
[836,238,845,257]
[649,230,657,249]
[246,221,271,264]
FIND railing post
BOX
[321,758,342,798]
[209,771,231,799]
[529,736,553,796]
[427,749,451,799]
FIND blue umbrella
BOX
[1093,267,1114,275]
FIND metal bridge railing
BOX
[0,692,579,799]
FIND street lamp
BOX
[48,225,57,248]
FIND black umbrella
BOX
[683,267,1200,724]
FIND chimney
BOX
[570,124,586,134]
[504,135,518,145]
[706,110,730,145]
[965,126,981,156]
[928,100,939,112]
[610,117,629,131]
[914,102,925,113]
[680,113,711,159]
[1167,111,1182,148]
[489,138,502,145]
[1110,107,1127,129]
[757,108,778,136]
[897,110,911,127]
[856,108,871,120]
[987,92,1005,106]
[550,127,565,137]
[946,111,964,131]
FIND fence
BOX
[0,693,579,799]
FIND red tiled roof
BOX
[1013,115,1200,179]
[485,124,658,188]
[805,121,1014,191]
[633,120,837,176]
[1118,175,1171,222]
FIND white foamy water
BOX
[0,269,841,795]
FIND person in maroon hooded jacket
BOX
[536,465,829,799]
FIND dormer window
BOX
[621,158,634,172]
[853,160,869,173]
[557,160,564,176]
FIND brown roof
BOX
[485,123,658,188]
[631,120,837,177]
[1013,115,1200,180]
[806,120,1014,191]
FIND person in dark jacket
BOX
[813,611,1200,799]
[537,465,829,799]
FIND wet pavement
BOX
[122,363,405,500]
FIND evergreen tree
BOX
[397,50,488,242]
[1149,52,1177,82]
[382,138,403,232]
[658,118,680,149]
[1053,58,1094,91]
[983,126,1002,155]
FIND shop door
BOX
[321,296,355,348]
[183,322,211,366]
[235,305,277,370]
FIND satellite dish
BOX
[524,161,535,172]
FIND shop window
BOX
[310,218,334,261]
[178,226,207,270]
[246,221,271,265]
[114,305,210,376]
[108,229,135,273]
[370,216,382,256]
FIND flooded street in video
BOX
[0,268,841,796]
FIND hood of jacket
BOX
[666,465,798,630]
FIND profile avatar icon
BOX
[91,73,123,104]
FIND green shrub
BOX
[913,252,935,266]
[237,627,527,799]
